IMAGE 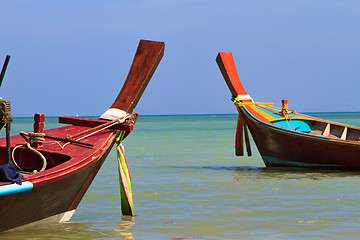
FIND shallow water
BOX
[1,113,360,239]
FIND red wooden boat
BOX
[0,39,165,231]
[217,52,360,170]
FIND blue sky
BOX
[1,0,359,117]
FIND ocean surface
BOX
[1,113,360,239]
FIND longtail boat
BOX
[216,52,360,170]
[0,39,165,231]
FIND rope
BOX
[28,132,45,144]
[11,113,137,173]
[74,113,135,142]
[55,118,122,149]
[12,132,47,173]
[76,119,121,141]
[281,109,297,130]
[11,145,23,170]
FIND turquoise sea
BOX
[1,113,360,239]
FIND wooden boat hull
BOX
[216,51,360,170]
[0,152,108,231]
[242,108,360,169]
[0,39,165,231]
[0,124,118,231]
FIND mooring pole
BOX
[0,55,10,88]
[6,123,11,162]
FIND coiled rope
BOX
[12,131,47,173]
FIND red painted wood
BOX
[59,116,134,132]
[33,113,45,148]
[0,39,161,231]
[282,99,288,110]
[110,40,165,113]
[0,122,119,231]
[216,52,248,97]
[235,114,243,156]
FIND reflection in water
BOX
[115,216,135,240]
[0,218,137,240]
[233,166,360,180]
[168,164,360,180]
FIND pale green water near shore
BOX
[1,113,360,239]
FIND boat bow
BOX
[0,39,165,231]
[216,51,360,170]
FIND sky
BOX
[0,0,359,117]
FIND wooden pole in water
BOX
[243,119,252,156]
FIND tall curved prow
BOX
[101,39,165,216]
[216,52,253,156]
[101,40,165,120]
[216,52,252,103]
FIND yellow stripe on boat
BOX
[245,105,279,122]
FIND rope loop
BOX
[13,132,47,173]
[129,112,139,124]
[27,132,46,144]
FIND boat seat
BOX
[310,122,349,140]
[340,127,347,140]
[323,123,330,136]
[309,123,337,138]
[309,122,328,136]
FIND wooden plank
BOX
[323,123,330,136]
[341,127,348,140]
[59,116,134,132]
[243,117,252,156]
[110,40,165,113]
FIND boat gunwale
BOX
[2,124,120,186]
[250,104,360,130]
[241,105,360,146]
[27,133,118,186]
